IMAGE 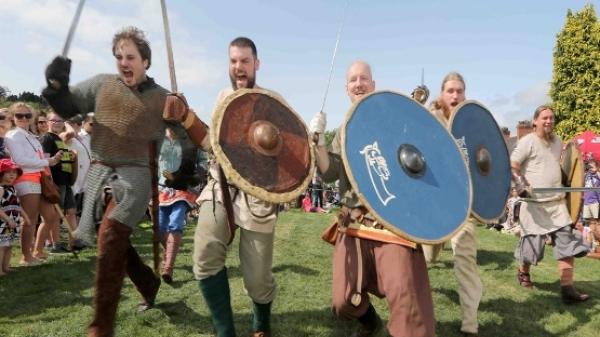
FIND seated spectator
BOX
[500,188,520,235]
[302,194,312,213]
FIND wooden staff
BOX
[53,204,79,258]
[149,141,161,276]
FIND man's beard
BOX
[540,126,554,142]
[230,72,256,90]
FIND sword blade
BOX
[319,0,350,114]
[160,0,178,92]
[532,187,600,193]
[62,0,86,57]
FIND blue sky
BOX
[1,0,598,135]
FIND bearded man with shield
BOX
[310,60,436,337]
[192,37,307,337]
[42,26,208,337]
[511,105,590,304]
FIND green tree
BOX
[550,4,600,140]
[0,86,9,100]
[324,128,337,147]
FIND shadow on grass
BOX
[158,300,356,337]
[478,293,600,337]
[273,263,319,276]
[478,249,515,270]
[435,279,600,337]
[0,255,95,319]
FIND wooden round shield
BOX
[211,88,315,203]
[561,141,584,223]
[341,91,472,244]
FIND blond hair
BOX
[432,72,466,119]
[7,102,36,129]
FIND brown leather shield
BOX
[561,141,584,223]
[211,88,315,203]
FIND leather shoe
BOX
[517,270,533,288]
[349,314,384,337]
[253,331,271,337]
[561,285,589,305]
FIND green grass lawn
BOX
[2,209,600,337]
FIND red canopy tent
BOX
[574,131,600,161]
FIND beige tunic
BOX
[197,87,278,233]
[511,133,571,235]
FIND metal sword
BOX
[518,187,600,203]
[62,0,86,57]
[318,0,350,114]
[532,187,600,193]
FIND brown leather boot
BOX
[87,215,132,337]
[561,285,589,305]
[517,270,533,288]
[126,244,161,312]
[350,304,384,337]
[161,232,182,284]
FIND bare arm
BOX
[315,144,330,174]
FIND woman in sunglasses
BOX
[4,102,62,265]
[33,112,49,138]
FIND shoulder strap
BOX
[74,137,91,160]
[24,132,41,153]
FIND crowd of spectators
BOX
[0,102,93,270]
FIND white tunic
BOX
[511,133,572,235]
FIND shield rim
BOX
[449,99,512,223]
[340,90,473,244]
[562,141,584,224]
[210,88,316,203]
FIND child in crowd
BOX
[583,160,600,223]
[0,159,30,275]
[500,188,520,235]
[302,194,312,213]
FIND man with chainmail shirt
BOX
[42,26,209,337]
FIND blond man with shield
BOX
[424,72,483,337]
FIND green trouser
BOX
[252,301,272,333]
[199,268,236,337]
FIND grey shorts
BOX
[59,185,76,210]
[515,225,590,265]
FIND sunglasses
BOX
[49,119,64,123]
[0,115,6,121]
[37,120,48,124]
[15,113,33,120]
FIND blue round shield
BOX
[341,91,472,244]
[450,101,511,222]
